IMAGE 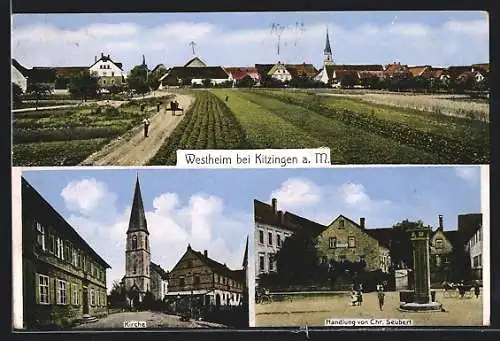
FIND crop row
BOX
[14,126,126,144]
[236,91,436,164]
[253,90,489,163]
[13,138,109,166]
[148,91,249,165]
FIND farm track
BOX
[246,90,489,164]
[80,94,194,166]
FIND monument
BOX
[400,225,443,311]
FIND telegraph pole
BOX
[189,41,197,56]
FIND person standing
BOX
[377,287,385,311]
[474,284,480,299]
[351,291,358,306]
[357,290,363,306]
[170,100,176,116]
[143,117,150,137]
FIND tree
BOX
[109,280,127,309]
[127,65,149,96]
[28,83,53,109]
[202,78,212,88]
[390,219,423,270]
[237,75,255,88]
[147,73,161,92]
[68,73,99,101]
[12,83,23,107]
[340,73,358,88]
[274,229,319,286]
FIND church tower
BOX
[323,28,335,66]
[124,176,151,301]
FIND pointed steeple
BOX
[142,54,146,66]
[127,175,149,234]
[324,27,332,54]
[242,235,248,268]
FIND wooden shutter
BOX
[50,278,56,304]
[35,274,40,304]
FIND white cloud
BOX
[11,16,489,72]
[269,178,322,210]
[61,178,115,216]
[62,184,250,293]
[455,166,479,182]
[267,178,394,227]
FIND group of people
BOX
[350,284,386,311]
[442,280,481,298]
[170,100,181,116]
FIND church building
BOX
[122,176,168,307]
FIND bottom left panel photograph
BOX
[12,168,251,330]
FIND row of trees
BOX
[258,220,473,292]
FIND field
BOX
[317,92,489,121]
[255,290,483,327]
[13,88,490,166]
[12,95,173,166]
[212,89,489,164]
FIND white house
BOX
[267,62,292,82]
[466,223,483,280]
[12,59,29,92]
[89,53,125,87]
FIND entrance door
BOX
[82,287,89,314]
[215,294,221,308]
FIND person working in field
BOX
[142,117,150,137]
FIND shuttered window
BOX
[57,280,67,305]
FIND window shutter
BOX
[50,278,56,304]
[35,274,40,304]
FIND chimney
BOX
[101,52,104,58]
[438,215,443,229]
[271,198,277,214]
[360,217,365,229]
[204,250,208,258]
[107,54,110,59]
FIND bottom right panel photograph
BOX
[252,165,488,327]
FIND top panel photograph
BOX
[11,11,489,166]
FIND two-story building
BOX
[89,53,125,88]
[166,244,247,308]
[254,198,326,280]
[317,216,392,273]
[150,262,168,301]
[459,213,483,280]
[21,177,111,329]
[429,215,457,284]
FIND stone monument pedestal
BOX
[399,226,443,312]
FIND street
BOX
[73,311,227,329]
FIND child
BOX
[351,291,358,306]
[377,287,385,311]
[357,290,363,306]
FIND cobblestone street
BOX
[73,311,227,329]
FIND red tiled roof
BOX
[225,67,260,80]
[408,66,431,77]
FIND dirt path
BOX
[79,93,194,166]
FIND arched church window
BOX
[132,235,137,249]
[133,262,137,274]
[145,236,148,249]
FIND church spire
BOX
[324,27,332,54]
[127,176,149,234]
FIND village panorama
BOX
[11,17,490,167]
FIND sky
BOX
[20,166,483,292]
[11,11,489,72]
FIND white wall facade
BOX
[12,65,27,92]
[270,64,292,82]
[191,78,230,86]
[315,68,329,84]
[254,222,293,279]
[468,226,482,275]
[90,59,124,78]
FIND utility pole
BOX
[189,41,197,56]
[271,23,286,57]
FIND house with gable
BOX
[458,213,483,280]
[12,59,29,92]
[166,242,248,308]
[316,215,392,273]
[224,67,261,86]
[89,53,125,88]
[159,56,231,87]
